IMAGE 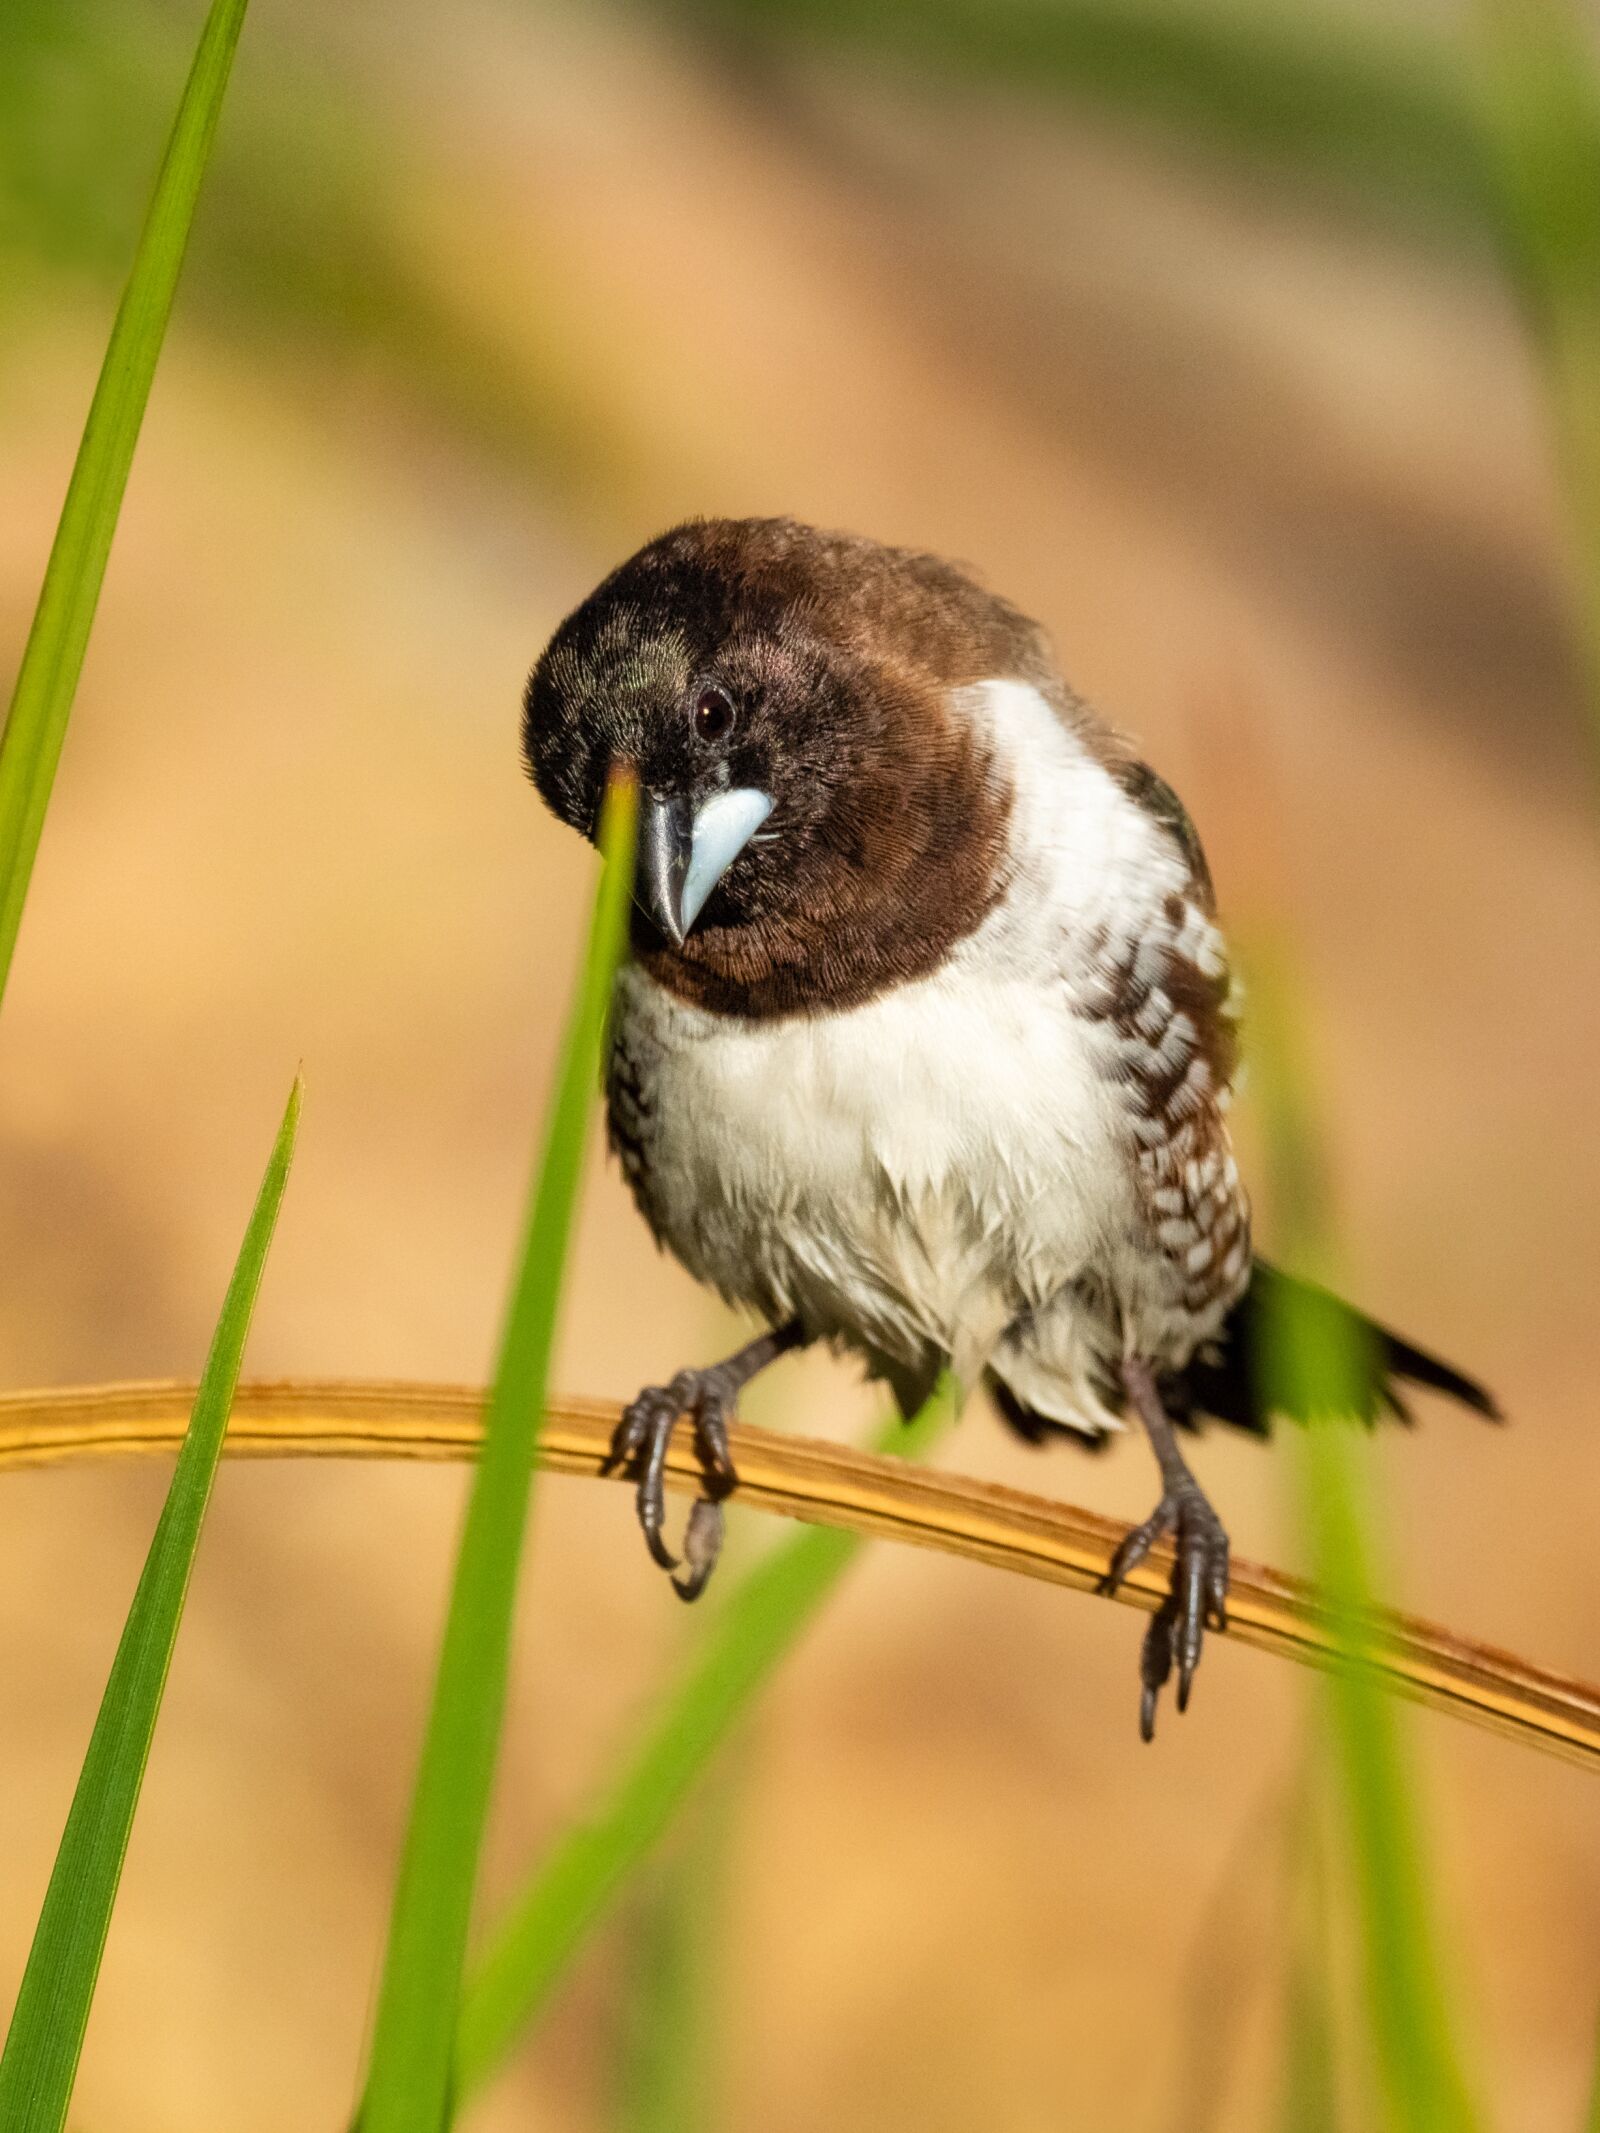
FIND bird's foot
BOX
[1099,1479,1230,1741]
[606,1366,741,1601]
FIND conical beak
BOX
[634,787,774,947]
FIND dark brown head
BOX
[523,518,1034,1016]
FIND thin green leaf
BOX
[0,0,248,1017]
[0,1075,300,2133]
[455,1381,957,2099]
[356,775,637,2133]
[1251,954,1480,2133]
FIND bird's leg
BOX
[609,1320,810,1601]
[1100,1357,1231,1740]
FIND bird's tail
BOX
[1176,1258,1501,1433]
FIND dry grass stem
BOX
[1,1379,1593,1773]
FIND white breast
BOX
[610,678,1203,1420]
[614,948,1128,1377]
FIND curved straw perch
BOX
[2,1379,1595,1772]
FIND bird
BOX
[522,515,1498,1738]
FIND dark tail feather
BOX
[1177,1258,1502,1435]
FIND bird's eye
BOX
[693,685,736,743]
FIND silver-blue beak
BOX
[636,787,772,946]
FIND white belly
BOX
[611,951,1138,1405]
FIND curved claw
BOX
[672,1497,726,1602]
[1139,1600,1177,1743]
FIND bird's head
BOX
[523,517,1015,1015]
[523,525,862,954]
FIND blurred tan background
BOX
[2,0,1598,2126]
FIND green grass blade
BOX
[0,1075,300,2133]
[455,1382,957,2099]
[0,0,248,1019]
[355,777,637,2133]
[1251,956,1480,2133]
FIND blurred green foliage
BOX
[1477,0,1600,768]
[1252,949,1482,2133]
[0,0,183,281]
[0,0,623,507]
[666,0,1491,236]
